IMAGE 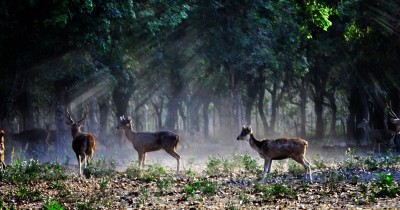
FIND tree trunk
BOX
[299,81,307,138]
[203,101,210,138]
[314,92,325,139]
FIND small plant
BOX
[76,199,95,210]
[342,148,363,170]
[288,160,303,176]
[90,156,117,178]
[184,178,218,196]
[155,176,174,195]
[206,155,222,175]
[43,196,64,210]
[363,157,378,171]
[52,182,65,190]
[140,164,166,181]
[99,177,109,191]
[373,173,400,197]
[241,153,258,174]
[253,182,297,201]
[10,184,42,202]
[312,154,327,169]
[325,171,345,191]
[125,163,140,179]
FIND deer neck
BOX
[248,133,263,151]
[123,127,136,142]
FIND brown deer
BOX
[0,130,6,169]
[236,124,312,183]
[117,116,180,172]
[357,118,395,154]
[66,109,97,175]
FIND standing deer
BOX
[387,103,400,134]
[66,109,97,175]
[0,130,6,169]
[357,118,395,154]
[117,116,180,172]
[236,124,312,183]
[5,128,51,156]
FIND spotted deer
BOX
[117,116,180,172]
[66,109,97,175]
[236,124,312,183]
[357,118,395,154]
[0,130,6,169]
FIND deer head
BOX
[117,115,132,130]
[237,123,252,140]
[66,108,88,137]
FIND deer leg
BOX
[138,152,144,168]
[77,154,82,175]
[293,156,313,183]
[261,158,271,183]
[165,149,181,172]
[267,159,272,173]
[303,158,313,183]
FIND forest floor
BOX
[0,141,400,209]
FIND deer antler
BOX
[386,102,399,119]
[76,107,88,125]
[66,109,74,124]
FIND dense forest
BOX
[1,0,400,153]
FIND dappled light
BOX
[1,0,400,209]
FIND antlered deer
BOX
[1,130,6,169]
[357,118,395,154]
[236,124,312,183]
[117,116,180,172]
[66,109,97,175]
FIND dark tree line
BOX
[1,0,400,152]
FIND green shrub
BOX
[241,154,259,174]
[252,182,297,200]
[206,155,223,175]
[184,178,218,196]
[373,173,400,197]
[43,196,64,210]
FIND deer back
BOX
[258,137,308,159]
[72,133,96,154]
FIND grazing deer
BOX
[66,109,97,175]
[5,128,51,155]
[117,116,180,172]
[0,130,6,169]
[357,118,395,154]
[236,124,312,183]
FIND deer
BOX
[387,103,400,134]
[236,124,312,183]
[357,118,395,154]
[117,115,181,172]
[0,130,6,169]
[5,128,51,156]
[66,109,97,175]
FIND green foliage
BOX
[9,184,42,202]
[252,182,297,201]
[0,160,67,184]
[184,178,218,196]
[43,196,64,210]
[89,156,117,178]
[241,154,259,174]
[312,154,328,170]
[205,155,223,175]
[304,0,336,31]
[373,173,400,197]
[155,176,174,195]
